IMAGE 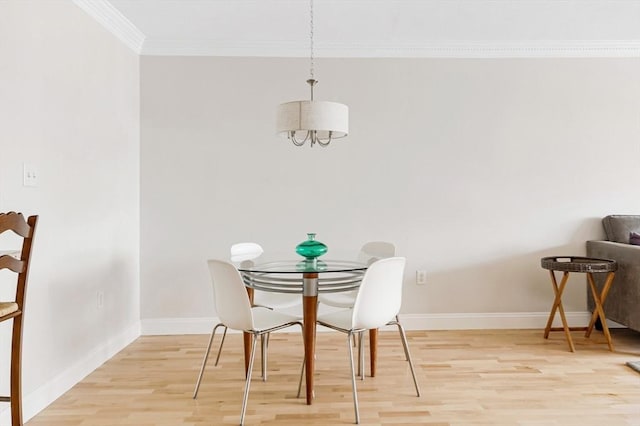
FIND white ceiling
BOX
[73,0,640,57]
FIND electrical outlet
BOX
[416,270,427,285]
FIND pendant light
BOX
[276,0,349,147]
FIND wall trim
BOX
[141,311,621,335]
[72,0,145,54]
[67,0,640,59]
[70,1,640,58]
[398,311,594,331]
[0,321,141,424]
[141,317,215,335]
[141,39,640,58]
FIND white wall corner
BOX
[0,321,141,424]
[72,0,145,54]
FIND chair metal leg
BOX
[261,333,268,381]
[193,323,224,399]
[297,359,305,398]
[240,334,258,426]
[395,316,408,361]
[214,326,227,366]
[296,355,317,399]
[395,322,421,397]
[347,331,360,424]
[357,331,365,381]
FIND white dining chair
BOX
[231,242,301,311]
[200,242,266,376]
[318,241,396,309]
[318,241,396,368]
[229,242,301,380]
[193,260,303,426]
[315,257,421,424]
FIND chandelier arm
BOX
[290,131,310,146]
[316,131,332,147]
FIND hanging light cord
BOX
[310,0,314,82]
[289,0,333,147]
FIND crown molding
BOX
[72,0,640,58]
[73,0,145,54]
[141,39,640,58]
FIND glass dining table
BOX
[238,258,371,405]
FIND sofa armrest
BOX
[587,240,640,262]
[586,240,640,332]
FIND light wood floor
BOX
[27,328,640,425]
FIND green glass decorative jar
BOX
[295,233,328,259]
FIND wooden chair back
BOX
[0,212,38,426]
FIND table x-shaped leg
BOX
[585,272,615,351]
[544,270,575,352]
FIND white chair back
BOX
[351,257,406,330]
[357,241,396,265]
[207,259,254,331]
[229,242,301,310]
[230,242,264,263]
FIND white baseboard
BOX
[0,321,141,424]
[141,311,622,335]
[141,317,216,335]
[399,311,589,330]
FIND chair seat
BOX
[253,291,302,310]
[317,308,355,331]
[318,291,357,309]
[0,302,18,318]
[250,306,301,332]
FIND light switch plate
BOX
[23,163,38,187]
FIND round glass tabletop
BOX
[237,259,367,274]
[237,259,367,294]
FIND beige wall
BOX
[0,0,140,421]
[140,56,640,329]
[2,0,640,419]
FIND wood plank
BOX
[27,329,640,425]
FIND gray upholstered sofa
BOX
[586,215,640,332]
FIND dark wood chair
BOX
[0,212,38,426]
